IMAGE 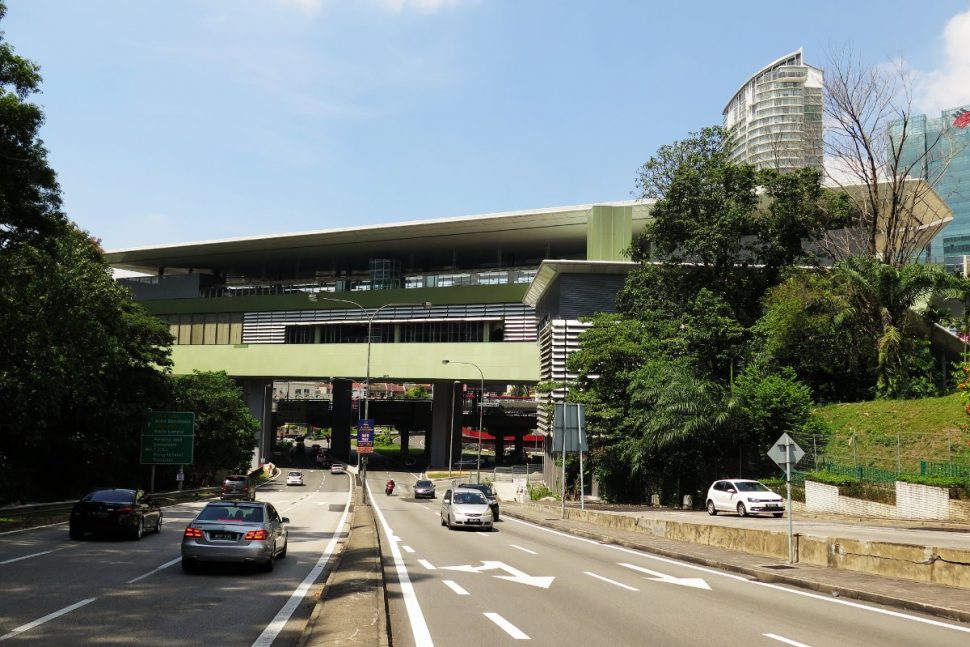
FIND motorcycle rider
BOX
[385,479,395,495]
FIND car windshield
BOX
[734,481,771,492]
[454,492,487,505]
[84,490,134,504]
[416,481,432,487]
[197,505,264,523]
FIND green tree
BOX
[168,371,259,486]
[0,1,67,250]
[0,225,174,501]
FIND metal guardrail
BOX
[0,487,221,531]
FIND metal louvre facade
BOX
[535,318,591,434]
[242,303,537,344]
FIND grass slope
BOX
[813,393,970,473]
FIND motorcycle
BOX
[385,482,395,496]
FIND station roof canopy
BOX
[104,200,653,277]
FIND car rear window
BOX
[454,492,487,505]
[84,490,135,503]
[197,505,264,523]
[225,476,247,483]
[289,472,302,477]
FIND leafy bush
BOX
[528,484,556,501]
[805,472,895,504]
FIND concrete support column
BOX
[400,428,410,459]
[494,434,505,466]
[238,378,273,470]
[514,433,524,456]
[331,379,352,462]
[430,380,462,468]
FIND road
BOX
[367,465,970,647]
[0,467,352,646]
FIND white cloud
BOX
[914,9,970,114]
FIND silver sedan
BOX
[181,501,289,572]
[440,488,494,531]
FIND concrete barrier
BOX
[514,501,970,589]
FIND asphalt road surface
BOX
[0,468,352,646]
[369,466,970,647]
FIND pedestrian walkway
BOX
[499,499,970,625]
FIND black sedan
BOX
[69,488,162,540]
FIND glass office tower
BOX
[894,105,970,270]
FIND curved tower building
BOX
[722,48,823,172]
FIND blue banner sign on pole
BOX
[357,419,375,453]
[552,403,587,454]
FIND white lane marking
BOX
[584,571,639,591]
[369,482,434,647]
[0,521,68,536]
[484,612,530,640]
[753,580,970,635]
[475,531,491,537]
[0,545,75,565]
[126,557,181,584]
[764,634,812,647]
[442,580,469,595]
[505,516,970,635]
[510,544,538,555]
[0,598,96,641]
[402,545,415,553]
[251,480,354,647]
[417,559,436,570]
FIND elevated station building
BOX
[106,201,653,473]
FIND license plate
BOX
[91,511,108,518]
[210,531,235,540]
[766,504,779,509]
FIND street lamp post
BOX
[442,359,485,484]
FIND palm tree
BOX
[831,257,948,397]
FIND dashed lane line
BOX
[0,598,96,642]
[126,557,181,584]
[442,580,469,595]
[510,544,538,555]
[484,612,530,640]
[764,633,812,647]
[584,571,639,592]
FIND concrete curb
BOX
[501,507,970,626]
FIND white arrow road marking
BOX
[484,613,530,640]
[442,580,469,595]
[440,561,554,589]
[584,571,639,591]
[764,634,812,647]
[618,562,711,590]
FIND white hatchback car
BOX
[286,471,304,486]
[706,479,785,517]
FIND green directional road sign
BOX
[142,411,195,465]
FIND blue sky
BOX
[4,0,970,251]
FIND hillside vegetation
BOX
[813,393,970,473]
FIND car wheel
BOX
[737,502,747,517]
[262,554,275,573]
[707,500,718,516]
[131,519,144,541]
[447,514,455,531]
[440,515,447,527]
[181,557,196,573]
[773,512,784,518]
[154,514,162,534]
[278,538,288,559]
[69,526,83,541]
